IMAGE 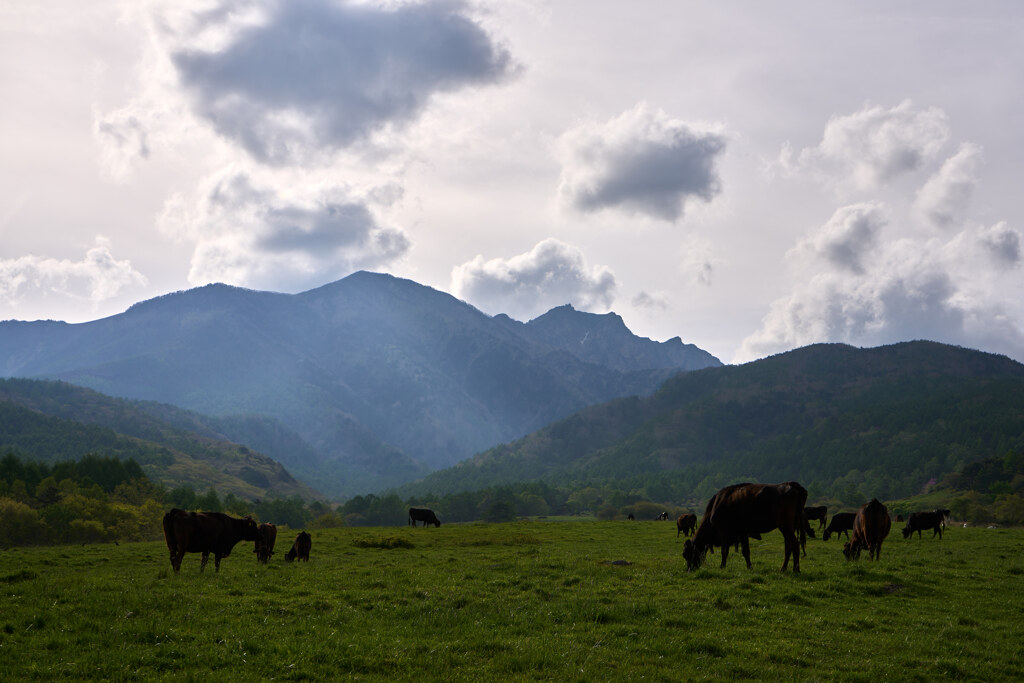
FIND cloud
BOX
[790,203,886,275]
[737,215,1024,364]
[557,103,727,221]
[451,238,617,320]
[170,0,517,164]
[631,290,669,312]
[0,237,147,308]
[158,169,409,291]
[914,143,982,229]
[781,100,950,190]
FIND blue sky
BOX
[2,1,1023,364]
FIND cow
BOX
[284,531,312,562]
[936,508,951,529]
[843,499,891,561]
[803,505,827,530]
[627,513,635,521]
[676,513,697,538]
[682,481,807,573]
[822,512,856,541]
[254,522,277,564]
[409,507,441,528]
[656,511,670,521]
[162,508,259,573]
[902,510,944,539]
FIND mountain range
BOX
[0,271,720,498]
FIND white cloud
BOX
[556,103,727,222]
[0,237,147,309]
[781,100,950,191]
[790,203,886,276]
[158,168,409,291]
[914,143,982,229]
[169,0,517,165]
[451,238,617,320]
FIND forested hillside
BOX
[0,379,316,500]
[401,342,1024,505]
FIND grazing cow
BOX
[843,499,891,561]
[902,510,945,539]
[627,513,635,521]
[162,508,259,573]
[408,507,441,528]
[803,506,827,530]
[656,511,670,521]
[676,513,697,538]
[254,522,277,564]
[822,512,856,541]
[284,531,312,562]
[682,481,807,573]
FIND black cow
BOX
[936,508,951,529]
[822,512,856,541]
[162,508,259,573]
[682,481,807,573]
[843,498,891,561]
[656,511,670,521]
[254,522,277,564]
[409,507,441,528]
[803,505,827,530]
[676,513,697,538]
[902,510,944,539]
[285,531,311,562]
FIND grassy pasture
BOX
[1,520,1022,681]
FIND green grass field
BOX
[1,520,1021,681]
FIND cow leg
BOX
[740,537,753,569]
[214,555,222,572]
[781,529,799,573]
[200,552,209,572]
[719,543,730,569]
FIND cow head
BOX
[682,539,705,571]
[842,540,862,560]
[822,529,831,541]
[242,516,259,541]
[901,525,912,539]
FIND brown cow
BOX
[803,505,827,530]
[162,508,259,573]
[822,512,856,541]
[285,531,312,562]
[843,499,891,561]
[254,522,277,564]
[682,481,808,573]
[676,513,697,538]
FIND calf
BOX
[822,512,855,541]
[803,505,827,530]
[254,522,277,564]
[284,531,312,562]
[676,513,697,538]
[843,499,891,561]
[902,510,944,539]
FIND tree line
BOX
[3,447,1022,549]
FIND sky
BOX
[2,1,1023,365]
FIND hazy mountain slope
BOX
[403,342,1024,500]
[0,379,318,500]
[0,272,720,497]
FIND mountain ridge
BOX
[0,271,721,497]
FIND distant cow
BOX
[822,512,856,541]
[656,511,670,521]
[254,522,277,564]
[843,499,891,561]
[409,507,441,528]
[936,508,951,528]
[676,513,697,538]
[285,531,311,562]
[627,513,635,521]
[902,510,944,539]
[682,481,807,573]
[803,506,827,530]
[162,508,259,573]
